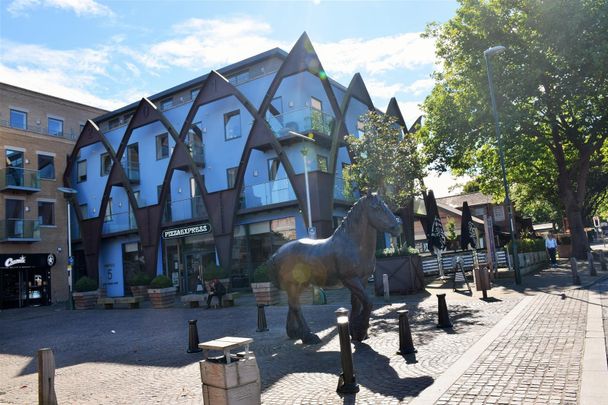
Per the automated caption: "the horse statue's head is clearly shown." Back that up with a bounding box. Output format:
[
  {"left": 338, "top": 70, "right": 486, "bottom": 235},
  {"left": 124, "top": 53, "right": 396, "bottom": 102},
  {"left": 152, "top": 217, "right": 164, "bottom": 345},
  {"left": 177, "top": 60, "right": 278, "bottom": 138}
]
[{"left": 364, "top": 193, "right": 402, "bottom": 236}]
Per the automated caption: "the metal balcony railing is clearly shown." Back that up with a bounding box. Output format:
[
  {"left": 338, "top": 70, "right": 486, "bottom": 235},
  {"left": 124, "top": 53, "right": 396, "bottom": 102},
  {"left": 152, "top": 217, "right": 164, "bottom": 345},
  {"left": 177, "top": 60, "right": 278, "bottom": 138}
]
[
  {"left": 120, "top": 160, "right": 140, "bottom": 183},
  {"left": 163, "top": 196, "right": 207, "bottom": 223},
  {"left": 102, "top": 211, "right": 138, "bottom": 234},
  {"left": 266, "top": 107, "right": 335, "bottom": 139},
  {"left": 0, "top": 219, "right": 41, "bottom": 241},
  {"left": 0, "top": 119, "right": 78, "bottom": 140},
  {"left": 0, "top": 167, "right": 41, "bottom": 191},
  {"left": 241, "top": 178, "right": 297, "bottom": 209}
]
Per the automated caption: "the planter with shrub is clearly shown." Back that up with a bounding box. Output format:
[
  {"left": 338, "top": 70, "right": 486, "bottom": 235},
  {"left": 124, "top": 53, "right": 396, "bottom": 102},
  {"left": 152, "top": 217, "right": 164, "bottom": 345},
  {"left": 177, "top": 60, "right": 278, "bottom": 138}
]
[
  {"left": 147, "top": 275, "right": 176, "bottom": 308},
  {"left": 73, "top": 276, "right": 99, "bottom": 310},
  {"left": 128, "top": 271, "right": 151, "bottom": 300},
  {"left": 374, "top": 246, "right": 425, "bottom": 295},
  {"left": 251, "top": 263, "right": 280, "bottom": 305}
]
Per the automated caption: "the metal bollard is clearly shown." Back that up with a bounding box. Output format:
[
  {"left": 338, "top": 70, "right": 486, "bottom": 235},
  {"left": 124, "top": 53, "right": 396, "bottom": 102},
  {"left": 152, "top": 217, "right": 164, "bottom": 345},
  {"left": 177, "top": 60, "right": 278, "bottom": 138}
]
[
  {"left": 335, "top": 307, "right": 359, "bottom": 395},
  {"left": 383, "top": 274, "right": 390, "bottom": 303},
  {"left": 601, "top": 251, "right": 607, "bottom": 272},
  {"left": 436, "top": 294, "right": 453, "bottom": 328},
  {"left": 570, "top": 258, "right": 581, "bottom": 285},
  {"left": 256, "top": 304, "right": 269, "bottom": 332},
  {"left": 397, "top": 309, "right": 417, "bottom": 355},
  {"left": 187, "top": 319, "right": 202, "bottom": 353},
  {"left": 588, "top": 251, "right": 597, "bottom": 276}
]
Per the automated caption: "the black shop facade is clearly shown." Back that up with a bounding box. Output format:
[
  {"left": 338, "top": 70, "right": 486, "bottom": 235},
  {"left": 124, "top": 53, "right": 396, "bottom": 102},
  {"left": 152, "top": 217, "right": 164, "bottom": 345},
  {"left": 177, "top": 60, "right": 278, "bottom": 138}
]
[{"left": 0, "top": 253, "right": 56, "bottom": 309}]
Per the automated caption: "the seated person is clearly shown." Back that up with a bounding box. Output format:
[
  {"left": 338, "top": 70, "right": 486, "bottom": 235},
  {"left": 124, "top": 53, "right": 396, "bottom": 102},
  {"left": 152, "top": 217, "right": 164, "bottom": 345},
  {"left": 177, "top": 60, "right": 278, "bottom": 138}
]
[{"left": 206, "top": 278, "right": 226, "bottom": 308}]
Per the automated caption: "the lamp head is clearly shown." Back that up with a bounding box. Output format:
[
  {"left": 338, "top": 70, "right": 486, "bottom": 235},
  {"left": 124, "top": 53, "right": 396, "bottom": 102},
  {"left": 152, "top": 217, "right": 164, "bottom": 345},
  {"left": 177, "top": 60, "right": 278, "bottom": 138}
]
[{"left": 484, "top": 45, "right": 506, "bottom": 57}]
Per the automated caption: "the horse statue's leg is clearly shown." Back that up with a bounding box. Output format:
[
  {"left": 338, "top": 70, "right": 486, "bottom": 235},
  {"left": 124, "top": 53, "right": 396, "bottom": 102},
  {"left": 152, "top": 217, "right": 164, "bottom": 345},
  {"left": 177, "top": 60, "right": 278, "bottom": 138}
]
[
  {"left": 285, "top": 283, "right": 321, "bottom": 344},
  {"left": 343, "top": 277, "right": 373, "bottom": 342}
]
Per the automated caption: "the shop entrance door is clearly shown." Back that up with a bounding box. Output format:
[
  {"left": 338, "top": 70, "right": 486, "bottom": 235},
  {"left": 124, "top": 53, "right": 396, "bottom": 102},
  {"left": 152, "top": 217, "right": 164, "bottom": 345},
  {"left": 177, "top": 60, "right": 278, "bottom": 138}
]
[{"left": 183, "top": 253, "right": 203, "bottom": 294}]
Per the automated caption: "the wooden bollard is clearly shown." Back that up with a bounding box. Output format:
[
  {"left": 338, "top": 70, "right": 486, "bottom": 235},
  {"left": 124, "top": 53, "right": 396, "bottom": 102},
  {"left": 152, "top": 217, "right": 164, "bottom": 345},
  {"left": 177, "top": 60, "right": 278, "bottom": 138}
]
[
  {"left": 588, "top": 251, "right": 597, "bottom": 276},
  {"left": 38, "top": 348, "right": 57, "bottom": 405},
  {"left": 570, "top": 258, "right": 581, "bottom": 285}
]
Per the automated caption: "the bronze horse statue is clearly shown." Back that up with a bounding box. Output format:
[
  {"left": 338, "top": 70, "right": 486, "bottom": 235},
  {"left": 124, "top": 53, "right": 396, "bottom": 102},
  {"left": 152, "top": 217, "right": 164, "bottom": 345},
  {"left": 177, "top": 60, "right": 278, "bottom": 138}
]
[{"left": 268, "top": 194, "right": 402, "bottom": 344}]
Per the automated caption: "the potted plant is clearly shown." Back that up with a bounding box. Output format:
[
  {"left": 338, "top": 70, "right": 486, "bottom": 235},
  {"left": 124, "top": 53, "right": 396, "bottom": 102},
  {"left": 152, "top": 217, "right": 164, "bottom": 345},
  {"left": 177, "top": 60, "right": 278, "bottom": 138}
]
[
  {"left": 147, "top": 275, "right": 176, "bottom": 308},
  {"left": 374, "top": 245, "right": 425, "bottom": 295},
  {"left": 73, "top": 276, "right": 98, "bottom": 309},
  {"left": 251, "top": 263, "right": 280, "bottom": 305},
  {"left": 128, "top": 271, "right": 151, "bottom": 300}
]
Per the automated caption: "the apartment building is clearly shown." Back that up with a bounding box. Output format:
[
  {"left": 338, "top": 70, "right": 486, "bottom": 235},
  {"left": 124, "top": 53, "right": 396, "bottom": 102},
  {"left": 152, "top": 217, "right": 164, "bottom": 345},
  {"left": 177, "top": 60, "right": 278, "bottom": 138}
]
[
  {"left": 64, "top": 33, "right": 415, "bottom": 297},
  {"left": 0, "top": 83, "right": 106, "bottom": 308}
]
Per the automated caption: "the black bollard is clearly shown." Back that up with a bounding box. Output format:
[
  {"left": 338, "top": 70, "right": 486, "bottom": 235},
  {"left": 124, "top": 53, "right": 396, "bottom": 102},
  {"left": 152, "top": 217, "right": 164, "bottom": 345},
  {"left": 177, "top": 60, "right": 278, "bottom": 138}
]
[
  {"left": 335, "top": 307, "right": 359, "bottom": 395},
  {"left": 570, "top": 257, "right": 581, "bottom": 285},
  {"left": 256, "top": 304, "right": 269, "bottom": 332},
  {"left": 187, "top": 319, "right": 202, "bottom": 353},
  {"left": 396, "top": 309, "right": 417, "bottom": 355},
  {"left": 437, "top": 294, "right": 453, "bottom": 328},
  {"left": 588, "top": 252, "right": 597, "bottom": 276},
  {"left": 600, "top": 251, "right": 607, "bottom": 272}
]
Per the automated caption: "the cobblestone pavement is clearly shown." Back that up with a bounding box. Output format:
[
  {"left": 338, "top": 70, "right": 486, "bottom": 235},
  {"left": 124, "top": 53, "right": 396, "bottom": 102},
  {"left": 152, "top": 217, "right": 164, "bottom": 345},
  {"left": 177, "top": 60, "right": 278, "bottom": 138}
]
[{"left": 0, "top": 257, "right": 605, "bottom": 404}]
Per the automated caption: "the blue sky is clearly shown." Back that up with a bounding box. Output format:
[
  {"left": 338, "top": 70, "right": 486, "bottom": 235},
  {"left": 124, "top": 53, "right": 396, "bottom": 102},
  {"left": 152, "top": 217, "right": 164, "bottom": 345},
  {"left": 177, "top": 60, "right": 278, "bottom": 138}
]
[{"left": 0, "top": 0, "right": 464, "bottom": 195}]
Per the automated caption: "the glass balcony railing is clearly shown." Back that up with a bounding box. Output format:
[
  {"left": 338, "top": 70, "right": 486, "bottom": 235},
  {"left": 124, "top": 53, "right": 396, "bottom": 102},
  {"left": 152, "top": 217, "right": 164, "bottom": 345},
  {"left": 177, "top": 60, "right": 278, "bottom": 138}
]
[
  {"left": 266, "top": 107, "right": 335, "bottom": 139},
  {"left": 187, "top": 141, "right": 205, "bottom": 166},
  {"left": 0, "top": 167, "right": 40, "bottom": 191},
  {"left": 102, "top": 211, "right": 138, "bottom": 234},
  {"left": 120, "top": 160, "right": 140, "bottom": 183},
  {"left": 163, "top": 196, "right": 207, "bottom": 223},
  {"left": 0, "top": 219, "right": 41, "bottom": 241},
  {"left": 0, "top": 119, "right": 79, "bottom": 140},
  {"left": 241, "top": 178, "right": 297, "bottom": 209}
]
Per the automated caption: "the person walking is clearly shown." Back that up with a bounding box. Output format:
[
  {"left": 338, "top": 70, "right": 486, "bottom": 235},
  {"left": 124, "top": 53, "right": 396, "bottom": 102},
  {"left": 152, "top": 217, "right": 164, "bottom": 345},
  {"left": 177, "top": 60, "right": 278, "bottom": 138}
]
[{"left": 545, "top": 232, "right": 558, "bottom": 268}]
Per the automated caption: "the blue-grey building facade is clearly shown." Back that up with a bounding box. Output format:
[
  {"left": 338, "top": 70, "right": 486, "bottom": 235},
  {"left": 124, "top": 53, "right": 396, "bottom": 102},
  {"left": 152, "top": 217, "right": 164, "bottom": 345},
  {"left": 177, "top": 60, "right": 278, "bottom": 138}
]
[{"left": 64, "top": 33, "right": 412, "bottom": 297}]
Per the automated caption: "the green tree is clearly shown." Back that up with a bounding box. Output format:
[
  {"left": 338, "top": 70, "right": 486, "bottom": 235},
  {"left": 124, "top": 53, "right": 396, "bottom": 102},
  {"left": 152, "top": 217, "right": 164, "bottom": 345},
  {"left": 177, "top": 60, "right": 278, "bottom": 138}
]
[
  {"left": 344, "top": 111, "right": 425, "bottom": 246},
  {"left": 421, "top": 0, "right": 608, "bottom": 259}
]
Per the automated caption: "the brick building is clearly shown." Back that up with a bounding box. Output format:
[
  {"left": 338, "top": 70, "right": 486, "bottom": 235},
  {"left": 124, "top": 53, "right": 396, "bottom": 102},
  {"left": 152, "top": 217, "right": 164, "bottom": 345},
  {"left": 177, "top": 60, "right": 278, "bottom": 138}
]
[{"left": 0, "top": 82, "right": 106, "bottom": 308}]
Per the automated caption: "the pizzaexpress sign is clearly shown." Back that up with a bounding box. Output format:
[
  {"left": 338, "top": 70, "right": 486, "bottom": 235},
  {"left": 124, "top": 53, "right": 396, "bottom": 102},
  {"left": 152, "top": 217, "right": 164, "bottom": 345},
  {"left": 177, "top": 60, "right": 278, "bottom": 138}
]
[{"left": 162, "top": 223, "right": 212, "bottom": 239}]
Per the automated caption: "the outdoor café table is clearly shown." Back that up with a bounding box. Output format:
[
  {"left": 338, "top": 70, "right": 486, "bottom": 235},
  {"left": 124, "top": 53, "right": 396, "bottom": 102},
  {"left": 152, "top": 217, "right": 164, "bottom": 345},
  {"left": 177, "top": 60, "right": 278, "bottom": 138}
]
[{"left": 198, "top": 336, "right": 253, "bottom": 364}]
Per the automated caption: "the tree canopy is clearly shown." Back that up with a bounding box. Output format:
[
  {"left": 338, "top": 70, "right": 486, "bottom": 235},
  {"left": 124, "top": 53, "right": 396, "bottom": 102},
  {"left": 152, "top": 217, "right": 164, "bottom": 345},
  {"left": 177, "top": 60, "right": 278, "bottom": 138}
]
[
  {"left": 344, "top": 111, "right": 425, "bottom": 210},
  {"left": 420, "top": 0, "right": 608, "bottom": 258}
]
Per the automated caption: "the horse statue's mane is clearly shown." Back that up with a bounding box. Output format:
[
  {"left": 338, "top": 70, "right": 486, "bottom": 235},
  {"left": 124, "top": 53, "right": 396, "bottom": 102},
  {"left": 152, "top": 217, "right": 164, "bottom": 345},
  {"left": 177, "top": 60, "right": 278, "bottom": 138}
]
[{"left": 332, "top": 194, "right": 370, "bottom": 238}]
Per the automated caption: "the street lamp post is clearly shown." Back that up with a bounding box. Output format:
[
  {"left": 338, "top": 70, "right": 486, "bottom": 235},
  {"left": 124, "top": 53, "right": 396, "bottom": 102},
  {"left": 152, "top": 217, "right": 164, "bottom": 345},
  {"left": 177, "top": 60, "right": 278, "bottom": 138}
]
[
  {"left": 58, "top": 186, "right": 78, "bottom": 308},
  {"left": 289, "top": 131, "right": 316, "bottom": 239},
  {"left": 484, "top": 45, "right": 522, "bottom": 285}
]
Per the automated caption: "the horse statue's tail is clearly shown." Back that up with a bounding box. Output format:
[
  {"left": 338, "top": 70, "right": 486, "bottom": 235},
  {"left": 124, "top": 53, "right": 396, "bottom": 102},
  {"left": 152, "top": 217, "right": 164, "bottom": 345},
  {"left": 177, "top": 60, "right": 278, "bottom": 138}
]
[{"left": 266, "top": 254, "right": 281, "bottom": 289}]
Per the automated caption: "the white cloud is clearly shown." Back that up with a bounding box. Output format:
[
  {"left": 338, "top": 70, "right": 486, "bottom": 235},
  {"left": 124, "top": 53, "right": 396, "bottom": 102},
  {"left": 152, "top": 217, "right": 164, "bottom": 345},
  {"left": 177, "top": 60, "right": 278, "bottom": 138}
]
[
  {"left": 8, "top": 0, "right": 114, "bottom": 17},
  {"left": 316, "top": 33, "right": 435, "bottom": 77},
  {"left": 394, "top": 101, "right": 424, "bottom": 127},
  {"left": 404, "top": 78, "right": 434, "bottom": 96},
  {"left": 424, "top": 170, "right": 470, "bottom": 198},
  {"left": 133, "top": 17, "right": 288, "bottom": 71}
]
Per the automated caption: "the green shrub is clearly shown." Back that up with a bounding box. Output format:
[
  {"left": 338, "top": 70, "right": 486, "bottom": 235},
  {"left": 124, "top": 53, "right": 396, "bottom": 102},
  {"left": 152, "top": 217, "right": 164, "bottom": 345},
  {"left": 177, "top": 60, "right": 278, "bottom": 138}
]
[
  {"left": 203, "top": 262, "right": 228, "bottom": 281},
  {"left": 253, "top": 263, "right": 270, "bottom": 282},
  {"left": 128, "top": 271, "right": 151, "bottom": 286},
  {"left": 150, "top": 275, "right": 172, "bottom": 289},
  {"left": 74, "top": 276, "right": 98, "bottom": 292},
  {"left": 507, "top": 238, "right": 546, "bottom": 253},
  {"left": 376, "top": 245, "right": 419, "bottom": 258}
]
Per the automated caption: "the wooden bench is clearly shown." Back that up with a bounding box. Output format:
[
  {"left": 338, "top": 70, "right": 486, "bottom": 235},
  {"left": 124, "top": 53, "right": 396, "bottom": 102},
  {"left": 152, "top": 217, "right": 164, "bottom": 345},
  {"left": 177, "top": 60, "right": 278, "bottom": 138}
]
[
  {"left": 180, "top": 294, "right": 208, "bottom": 308},
  {"left": 98, "top": 296, "right": 143, "bottom": 309}
]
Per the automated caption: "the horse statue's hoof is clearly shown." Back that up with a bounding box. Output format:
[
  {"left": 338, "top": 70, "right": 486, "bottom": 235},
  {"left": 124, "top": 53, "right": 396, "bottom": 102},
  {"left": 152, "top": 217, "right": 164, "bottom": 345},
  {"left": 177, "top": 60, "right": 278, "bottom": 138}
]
[{"left": 302, "top": 333, "right": 322, "bottom": 344}]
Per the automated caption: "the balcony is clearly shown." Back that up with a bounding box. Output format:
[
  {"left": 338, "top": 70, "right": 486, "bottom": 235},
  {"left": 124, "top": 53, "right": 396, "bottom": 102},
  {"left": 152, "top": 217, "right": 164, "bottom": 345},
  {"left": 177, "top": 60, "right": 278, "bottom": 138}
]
[
  {"left": 241, "top": 178, "right": 297, "bottom": 209},
  {"left": 102, "top": 211, "right": 138, "bottom": 235},
  {"left": 163, "top": 196, "right": 207, "bottom": 223},
  {"left": 187, "top": 140, "right": 205, "bottom": 166},
  {"left": 120, "top": 159, "right": 140, "bottom": 183},
  {"left": 0, "top": 119, "right": 79, "bottom": 140},
  {"left": 0, "top": 219, "right": 41, "bottom": 242},
  {"left": 0, "top": 167, "right": 41, "bottom": 192},
  {"left": 263, "top": 107, "right": 336, "bottom": 149}
]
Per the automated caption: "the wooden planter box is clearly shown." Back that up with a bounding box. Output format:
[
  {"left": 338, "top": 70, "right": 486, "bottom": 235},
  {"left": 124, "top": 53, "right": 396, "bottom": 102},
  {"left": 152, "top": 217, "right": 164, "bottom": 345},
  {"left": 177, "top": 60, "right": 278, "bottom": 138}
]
[
  {"left": 374, "top": 255, "right": 425, "bottom": 296},
  {"left": 130, "top": 285, "right": 149, "bottom": 300},
  {"left": 148, "top": 287, "right": 176, "bottom": 308},
  {"left": 251, "top": 282, "right": 279, "bottom": 306},
  {"left": 73, "top": 291, "right": 98, "bottom": 310},
  {"left": 557, "top": 244, "right": 571, "bottom": 259}
]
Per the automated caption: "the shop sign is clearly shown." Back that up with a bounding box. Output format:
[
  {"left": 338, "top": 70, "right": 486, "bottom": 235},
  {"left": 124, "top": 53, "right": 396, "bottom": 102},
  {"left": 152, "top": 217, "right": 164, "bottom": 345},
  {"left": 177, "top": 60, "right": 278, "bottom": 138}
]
[
  {"left": 0, "top": 253, "right": 57, "bottom": 270},
  {"left": 162, "top": 223, "right": 212, "bottom": 239}
]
